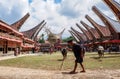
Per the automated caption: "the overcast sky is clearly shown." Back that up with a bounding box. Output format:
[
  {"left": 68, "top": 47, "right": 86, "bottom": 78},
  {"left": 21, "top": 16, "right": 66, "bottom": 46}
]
[{"left": 0, "top": 0, "right": 119, "bottom": 38}]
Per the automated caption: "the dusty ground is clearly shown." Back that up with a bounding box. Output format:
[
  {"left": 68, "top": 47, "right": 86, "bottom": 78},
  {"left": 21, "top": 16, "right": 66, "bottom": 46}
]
[
  {"left": 0, "top": 53, "right": 120, "bottom": 79},
  {"left": 0, "top": 66, "right": 120, "bottom": 79}
]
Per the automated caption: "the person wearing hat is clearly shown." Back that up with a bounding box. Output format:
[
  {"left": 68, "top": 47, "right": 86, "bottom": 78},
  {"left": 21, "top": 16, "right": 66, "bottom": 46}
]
[{"left": 67, "top": 39, "right": 85, "bottom": 74}]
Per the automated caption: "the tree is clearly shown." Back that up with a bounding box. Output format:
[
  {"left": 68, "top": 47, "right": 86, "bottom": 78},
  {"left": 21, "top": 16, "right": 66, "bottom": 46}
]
[
  {"left": 39, "top": 34, "right": 45, "bottom": 43},
  {"left": 62, "top": 36, "right": 75, "bottom": 42}
]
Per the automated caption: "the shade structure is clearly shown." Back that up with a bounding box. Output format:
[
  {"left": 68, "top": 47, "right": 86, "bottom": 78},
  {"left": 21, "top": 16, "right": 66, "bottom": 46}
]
[
  {"left": 102, "top": 40, "right": 120, "bottom": 44},
  {"left": 109, "top": 39, "right": 120, "bottom": 43}
]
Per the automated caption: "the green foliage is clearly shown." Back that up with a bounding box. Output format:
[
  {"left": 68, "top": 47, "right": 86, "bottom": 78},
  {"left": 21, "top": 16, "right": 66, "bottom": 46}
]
[
  {"left": 39, "top": 39, "right": 45, "bottom": 43},
  {"left": 62, "top": 36, "right": 75, "bottom": 42},
  {"left": 39, "top": 34, "right": 45, "bottom": 43}
]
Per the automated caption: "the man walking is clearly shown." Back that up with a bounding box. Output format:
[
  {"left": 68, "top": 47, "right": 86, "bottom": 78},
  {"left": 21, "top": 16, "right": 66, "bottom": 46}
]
[{"left": 67, "top": 40, "right": 85, "bottom": 74}]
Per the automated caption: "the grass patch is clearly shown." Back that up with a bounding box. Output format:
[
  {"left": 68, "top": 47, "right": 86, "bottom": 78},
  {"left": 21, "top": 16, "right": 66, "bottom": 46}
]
[{"left": 0, "top": 52, "right": 120, "bottom": 70}]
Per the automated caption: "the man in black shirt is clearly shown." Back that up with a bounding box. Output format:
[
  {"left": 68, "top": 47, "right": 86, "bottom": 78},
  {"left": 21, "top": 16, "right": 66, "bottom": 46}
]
[{"left": 67, "top": 40, "right": 85, "bottom": 74}]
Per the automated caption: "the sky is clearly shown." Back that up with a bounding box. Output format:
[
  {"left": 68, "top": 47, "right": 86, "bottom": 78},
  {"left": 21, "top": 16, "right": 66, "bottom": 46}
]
[{"left": 0, "top": 0, "right": 119, "bottom": 39}]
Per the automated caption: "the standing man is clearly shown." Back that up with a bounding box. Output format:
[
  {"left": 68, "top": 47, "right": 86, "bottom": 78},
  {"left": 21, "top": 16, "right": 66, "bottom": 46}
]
[
  {"left": 61, "top": 46, "right": 67, "bottom": 61},
  {"left": 98, "top": 45, "right": 104, "bottom": 58},
  {"left": 67, "top": 40, "right": 85, "bottom": 74}
]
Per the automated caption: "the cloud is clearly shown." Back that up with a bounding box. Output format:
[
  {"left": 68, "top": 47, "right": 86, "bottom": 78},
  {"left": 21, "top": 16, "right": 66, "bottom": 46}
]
[
  {"left": 59, "top": 0, "right": 80, "bottom": 18},
  {"left": 0, "top": 0, "right": 117, "bottom": 38},
  {"left": 0, "top": 0, "right": 29, "bottom": 24}
]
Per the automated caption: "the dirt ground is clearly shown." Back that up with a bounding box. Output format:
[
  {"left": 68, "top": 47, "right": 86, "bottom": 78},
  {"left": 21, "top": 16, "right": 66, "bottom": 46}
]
[
  {"left": 0, "top": 66, "right": 120, "bottom": 79},
  {"left": 0, "top": 53, "right": 120, "bottom": 79}
]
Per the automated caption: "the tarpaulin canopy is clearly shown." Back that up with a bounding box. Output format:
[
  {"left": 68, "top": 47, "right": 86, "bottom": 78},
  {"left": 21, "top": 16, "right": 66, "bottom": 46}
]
[{"left": 109, "top": 40, "right": 120, "bottom": 43}]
